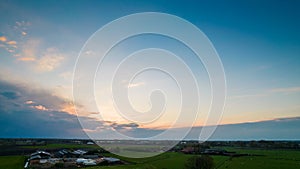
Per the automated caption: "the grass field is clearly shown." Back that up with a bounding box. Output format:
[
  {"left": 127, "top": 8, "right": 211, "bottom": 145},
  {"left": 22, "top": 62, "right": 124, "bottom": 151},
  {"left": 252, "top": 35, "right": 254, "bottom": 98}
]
[
  {"left": 92, "top": 148, "right": 300, "bottom": 169},
  {"left": 1, "top": 147, "right": 300, "bottom": 169},
  {"left": 216, "top": 148, "right": 300, "bottom": 169},
  {"left": 0, "top": 156, "right": 25, "bottom": 169}
]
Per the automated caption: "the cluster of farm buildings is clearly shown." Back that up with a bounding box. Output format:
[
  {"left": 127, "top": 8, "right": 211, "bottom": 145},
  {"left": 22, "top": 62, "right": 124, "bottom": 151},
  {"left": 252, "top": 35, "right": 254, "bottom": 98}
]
[{"left": 24, "top": 149, "right": 122, "bottom": 168}]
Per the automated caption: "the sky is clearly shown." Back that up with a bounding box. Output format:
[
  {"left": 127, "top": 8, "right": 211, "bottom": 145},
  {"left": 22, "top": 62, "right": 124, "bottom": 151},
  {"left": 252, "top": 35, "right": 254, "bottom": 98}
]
[{"left": 0, "top": 0, "right": 300, "bottom": 140}]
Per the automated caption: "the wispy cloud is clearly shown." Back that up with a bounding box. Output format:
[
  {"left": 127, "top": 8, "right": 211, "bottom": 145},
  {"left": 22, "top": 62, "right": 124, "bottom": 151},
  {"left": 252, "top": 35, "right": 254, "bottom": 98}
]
[
  {"left": 31, "top": 104, "right": 48, "bottom": 111},
  {"left": 6, "top": 40, "right": 17, "bottom": 45},
  {"left": 25, "top": 100, "right": 35, "bottom": 104},
  {"left": 1, "top": 22, "right": 65, "bottom": 72},
  {"left": 19, "top": 38, "right": 40, "bottom": 60},
  {"left": 229, "top": 93, "right": 267, "bottom": 99},
  {"left": 14, "top": 39, "right": 65, "bottom": 71},
  {"left": 0, "top": 21, "right": 31, "bottom": 55},
  {"left": 230, "top": 86, "right": 300, "bottom": 100},
  {"left": 0, "top": 36, "right": 18, "bottom": 52},
  {"left": 14, "top": 21, "right": 31, "bottom": 36},
  {"left": 127, "top": 82, "right": 145, "bottom": 88},
  {"left": 35, "top": 47, "right": 65, "bottom": 72},
  {"left": 17, "top": 57, "right": 36, "bottom": 61},
  {"left": 269, "top": 87, "right": 300, "bottom": 94},
  {"left": 0, "top": 36, "right": 7, "bottom": 42},
  {"left": 84, "top": 50, "right": 96, "bottom": 56},
  {"left": 59, "top": 71, "right": 73, "bottom": 80},
  {"left": 60, "top": 102, "right": 77, "bottom": 115}
]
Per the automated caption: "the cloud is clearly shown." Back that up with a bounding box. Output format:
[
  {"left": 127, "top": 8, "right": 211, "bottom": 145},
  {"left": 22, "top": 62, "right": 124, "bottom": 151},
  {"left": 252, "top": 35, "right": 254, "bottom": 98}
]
[
  {"left": 1, "top": 77, "right": 299, "bottom": 140},
  {"left": 0, "top": 79, "right": 87, "bottom": 138},
  {"left": 0, "top": 36, "right": 7, "bottom": 42},
  {"left": 20, "top": 38, "right": 40, "bottom": 59},
  {"left": 84, "top": 50, "right": 96, "bottom": 55},
  {"left": 0, "top": 36, "right": 18, "bottom": 53},
  {"left": 8, "top": 49, "right": 15, "bottom": 53},
  {"left": 14, "top": 39, "right": 65, "bottom": 71},
  {"left": 60, "top": 102, "right": 77, "bottom": 115},
  {"left": 6, "top": 41, "right": 17, "bottom": 45},
  {"left": 112, "top": 122, "right": 139, "bottom": 130},
  {"left": 31, "top": 105, "right": 48, "bottom": 111},
  {"left": 84, "top": 117, "right": 300, "bottom": 140},
  {"left": 0, "top": 91, "right": 20, "bottom": 99},
  {"left": 230, "top": 86, "right": 300, "bottom": 100},
  {"left": 0, "top": 21, "right": 31, "bottom": 56},
  {"left": 35, "top": 47, "right": 65, "bottom": 72},
  {"left": 269, "top": 87, "right": 300, "bottom": 94},
  {"left": 17, "top": 57, "right": 36, "bottom": 61},
  {"left": 1, "top": 22, "right": 64, "bottom": 72},
  {"left": 127, "top": 82, "right": 145, "bottom": 88},
  {"left": 229, "top": 93, "right": 267, "bottom": 99},
  {"left": 15, "top": 21, "right": 31, "bottom": 27},
  {"left": 14, "top": 21, "right": 31, "bottom": 36},
  {"left": 25, "top": 100, "right": 35, "bottom": 104},
  {"left": 59, "top": 71, "right": 73, "bottom": 80},
  {"left": 0, "top": 78, "right": 131, "bottom": 139}
]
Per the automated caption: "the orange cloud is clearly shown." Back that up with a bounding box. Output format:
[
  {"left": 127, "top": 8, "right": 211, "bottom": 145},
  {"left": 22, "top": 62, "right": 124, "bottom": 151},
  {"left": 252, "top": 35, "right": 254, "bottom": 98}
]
[
  {"left": 6, "top": 41, "right": 17, "bottom": 45},
  {"left": 0, "top": 36, "right": 7, "bottom": 42},
  {"left": 60, "top": 102, "right": 77, "bottom": 115},
  {"left": 17, "top": 57, "right": 36, "bottom": 61},
  {"left": 31, "top": 105, "right": 48, "bottom": 111}
]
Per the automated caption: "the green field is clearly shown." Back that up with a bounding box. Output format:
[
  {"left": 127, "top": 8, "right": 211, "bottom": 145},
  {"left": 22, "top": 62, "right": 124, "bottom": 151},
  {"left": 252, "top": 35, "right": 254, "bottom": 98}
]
[
  {"left": 93, "top": 148, "right": 300, "bottom": 169},
  {"left": 1, "top": 148, "right": 300, "bottom": 169},
  {"left": 216, "top": 148, "right": 300, "bottom": 169},
  {"left": 0, "top": 156, "right": 25, "bottom": 169}
]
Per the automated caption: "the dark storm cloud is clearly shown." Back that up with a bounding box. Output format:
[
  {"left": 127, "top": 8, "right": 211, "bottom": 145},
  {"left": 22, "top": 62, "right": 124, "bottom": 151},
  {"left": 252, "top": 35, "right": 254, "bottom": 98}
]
[
  {"left": 0, "top": 79, "right": 150, "bottom": 139},
  {"left": 0, "top": 79, "right": 65, "bottom": 112},
  {"left": 0, "top": 79, "right": 88, "bottom": 138},
  {"left": 111, "top": 122, "right": 139, "bottom": 130},
  {"left": 0, "top": 91, "right": 20, "bottom": 99}
]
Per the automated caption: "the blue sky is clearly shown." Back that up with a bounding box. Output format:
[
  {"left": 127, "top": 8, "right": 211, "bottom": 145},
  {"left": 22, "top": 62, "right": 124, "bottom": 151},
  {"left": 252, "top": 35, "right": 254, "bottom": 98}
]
[{"left": 0, "top": 0, "right": 299, "bottom": 139}]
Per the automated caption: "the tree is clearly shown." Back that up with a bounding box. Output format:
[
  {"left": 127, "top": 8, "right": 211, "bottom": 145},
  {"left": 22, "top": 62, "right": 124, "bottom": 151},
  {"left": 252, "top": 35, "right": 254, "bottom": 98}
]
[{"left": 185, "top": 155, "right": 214, "bottom": 169}]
